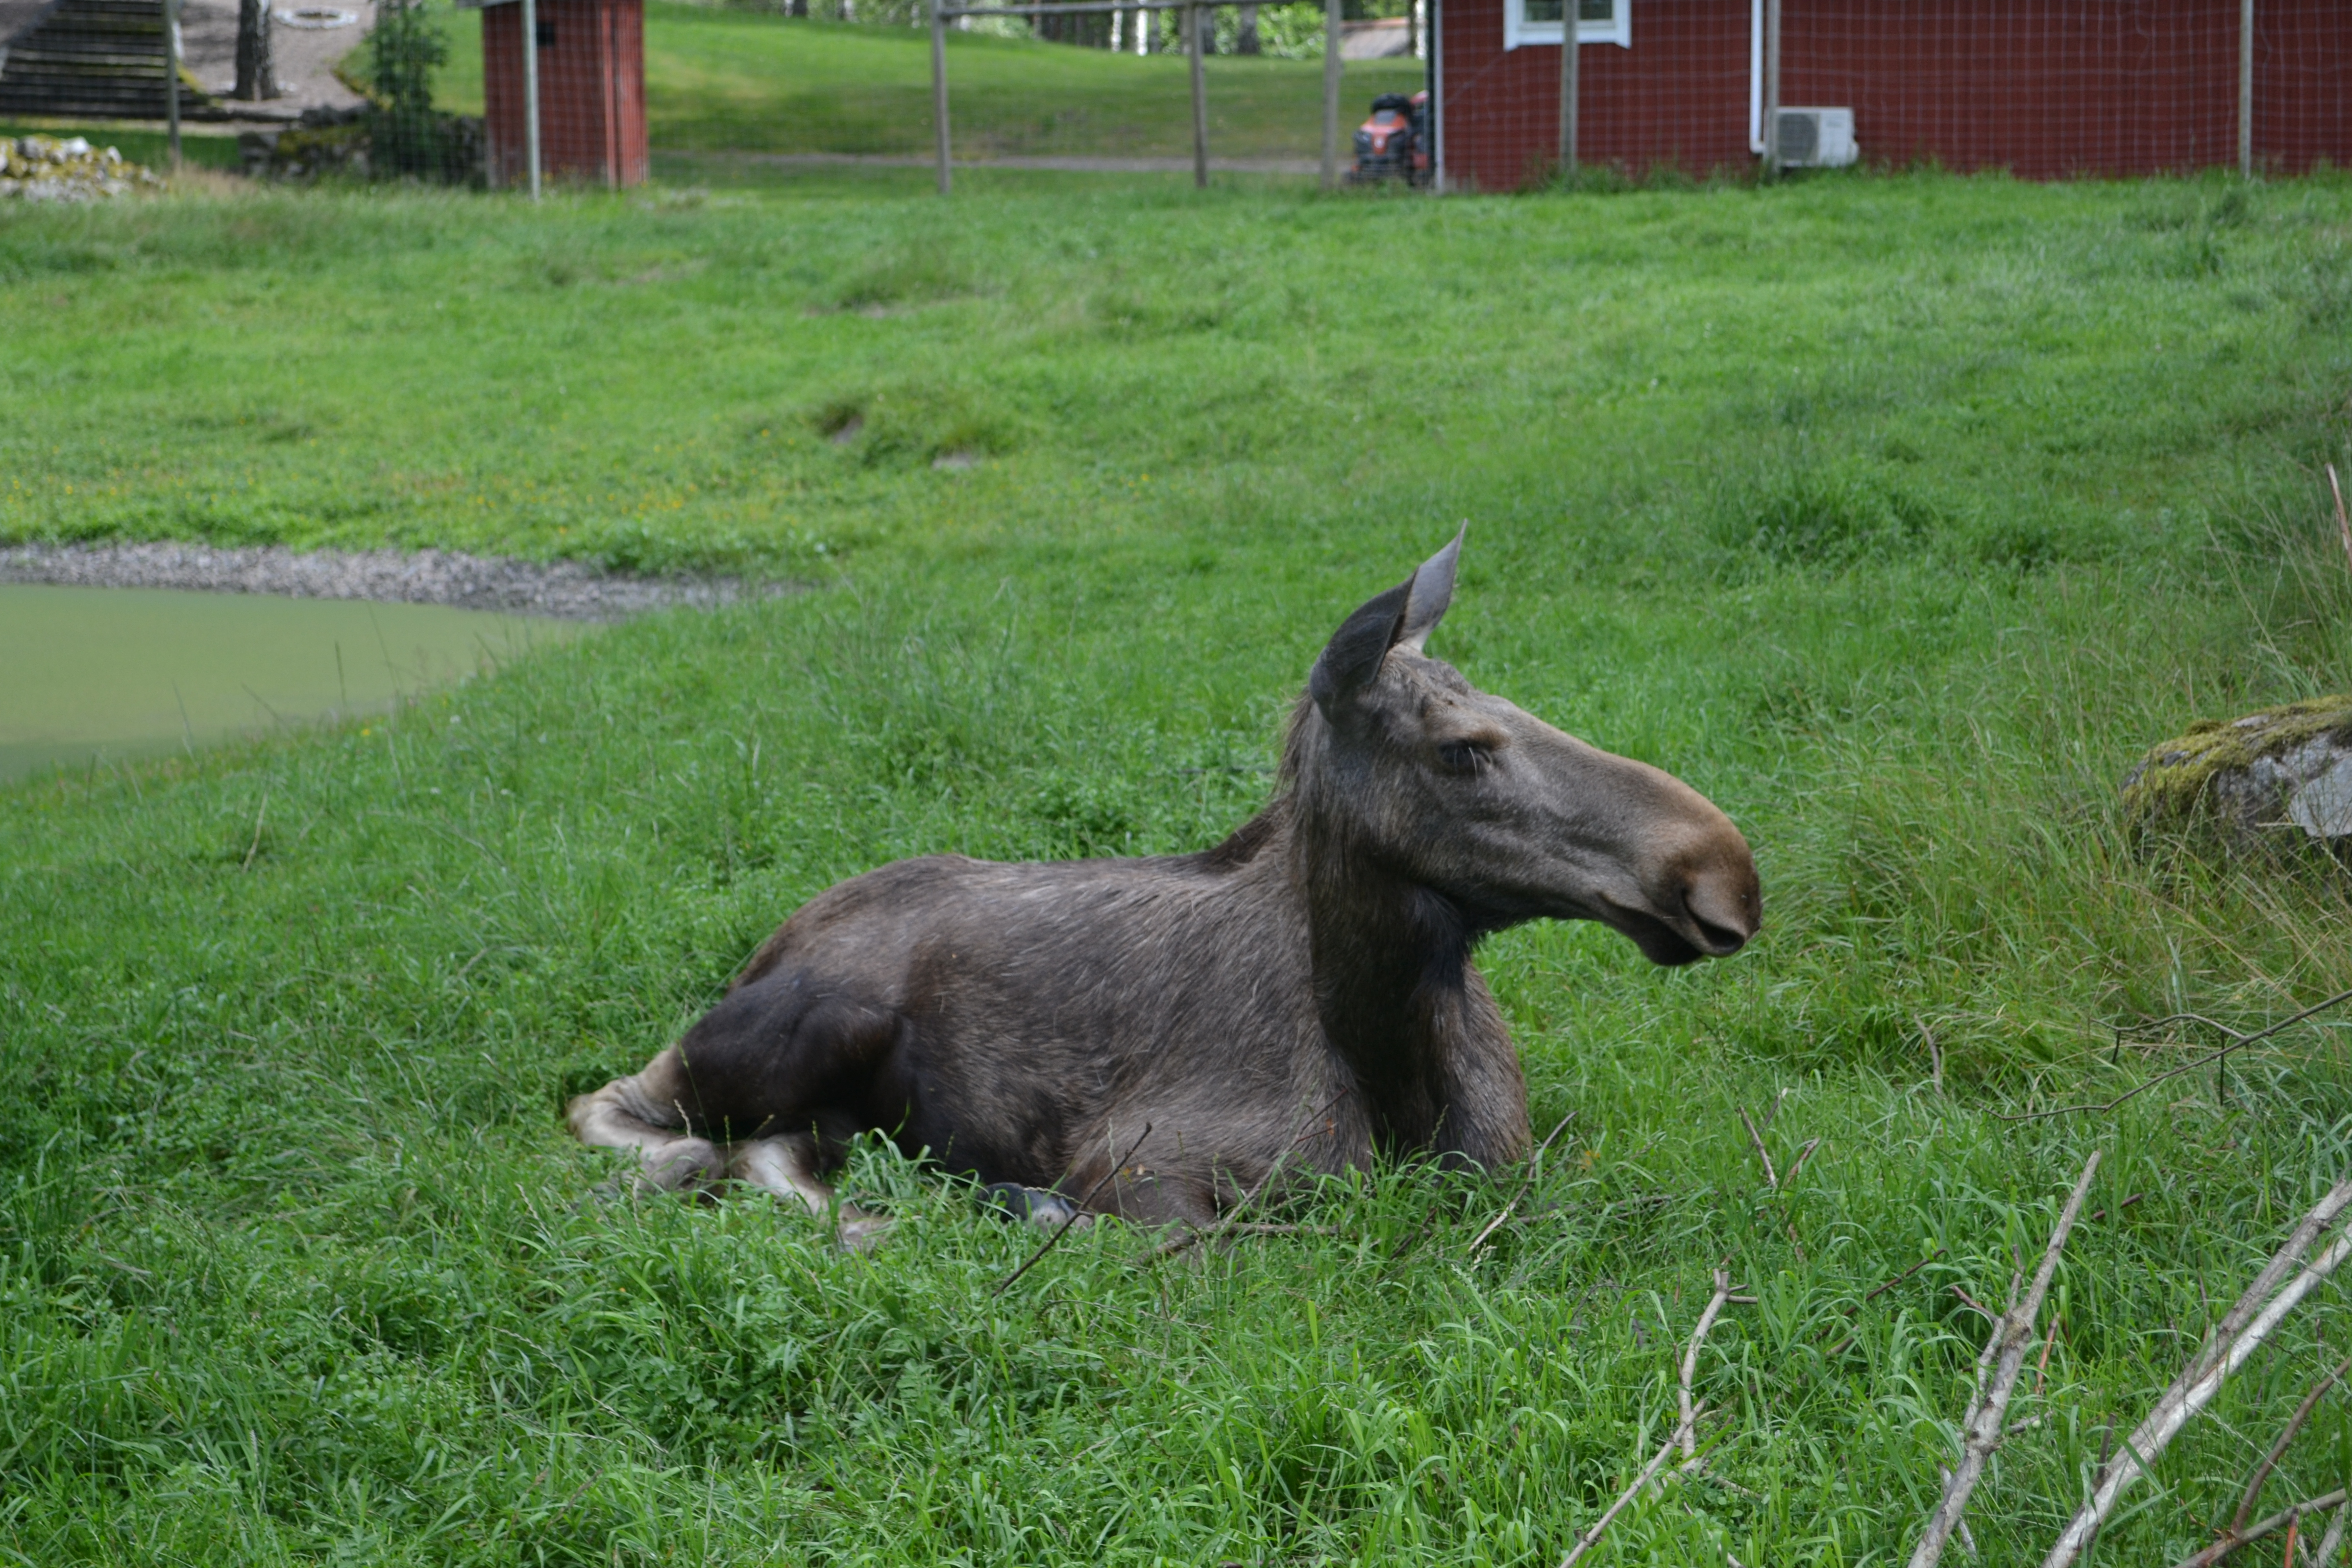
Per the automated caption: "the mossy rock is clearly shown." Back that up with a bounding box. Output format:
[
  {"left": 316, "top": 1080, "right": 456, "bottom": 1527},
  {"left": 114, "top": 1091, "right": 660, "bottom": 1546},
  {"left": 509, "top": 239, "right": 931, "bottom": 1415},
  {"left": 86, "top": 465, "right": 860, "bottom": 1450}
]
[{"left": 2122, "top": 697, "right": 2352, "bottom": 845}]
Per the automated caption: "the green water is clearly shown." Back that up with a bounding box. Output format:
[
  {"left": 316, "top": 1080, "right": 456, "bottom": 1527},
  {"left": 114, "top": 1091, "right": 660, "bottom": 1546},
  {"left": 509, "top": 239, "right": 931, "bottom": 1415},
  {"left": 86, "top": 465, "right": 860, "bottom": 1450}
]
[{"left": 0, "top": 586, "right": 588, "bottom": 782}]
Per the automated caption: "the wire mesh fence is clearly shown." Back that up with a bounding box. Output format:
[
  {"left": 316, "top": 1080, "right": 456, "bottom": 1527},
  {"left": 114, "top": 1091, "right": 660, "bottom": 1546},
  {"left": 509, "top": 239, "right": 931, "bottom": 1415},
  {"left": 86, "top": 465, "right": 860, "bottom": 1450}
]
[
  {"left": 919, "top": 0, "right": 1427, "bottom": 183},
  {"left": 1441, "top": 0, "right": 2352, "bottom": 193}
]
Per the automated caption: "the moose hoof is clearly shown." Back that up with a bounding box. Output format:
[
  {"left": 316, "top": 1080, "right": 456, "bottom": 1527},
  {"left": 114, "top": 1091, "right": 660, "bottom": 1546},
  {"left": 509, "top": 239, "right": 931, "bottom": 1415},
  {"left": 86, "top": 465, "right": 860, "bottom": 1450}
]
[
  {"left": 981, "top": 1182, "right": 1089, "bottom": 1230},
  {"left": 837, "top": 1212, "right": 895, "bottom": 1252}
]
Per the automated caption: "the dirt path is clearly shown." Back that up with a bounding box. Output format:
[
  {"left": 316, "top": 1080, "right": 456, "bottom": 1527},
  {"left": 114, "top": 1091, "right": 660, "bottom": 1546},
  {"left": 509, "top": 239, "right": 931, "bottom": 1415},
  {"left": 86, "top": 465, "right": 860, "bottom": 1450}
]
[{"left": 178, "top": 0, "right": 374, "bottom": 120}]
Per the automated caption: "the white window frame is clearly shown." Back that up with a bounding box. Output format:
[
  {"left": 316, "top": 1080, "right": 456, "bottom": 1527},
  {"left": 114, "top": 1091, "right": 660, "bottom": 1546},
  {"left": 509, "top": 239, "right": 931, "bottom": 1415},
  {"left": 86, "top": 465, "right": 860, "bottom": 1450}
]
[{"left": 1505, "top": 0, "right": 1629, "bottom": 53}]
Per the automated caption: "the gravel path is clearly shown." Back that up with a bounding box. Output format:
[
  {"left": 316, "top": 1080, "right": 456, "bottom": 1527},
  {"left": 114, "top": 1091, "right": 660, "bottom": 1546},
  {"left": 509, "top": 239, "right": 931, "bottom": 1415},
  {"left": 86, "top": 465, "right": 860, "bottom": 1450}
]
[{"left": 0, "top": 543, "right": 790, "bottom": 622}]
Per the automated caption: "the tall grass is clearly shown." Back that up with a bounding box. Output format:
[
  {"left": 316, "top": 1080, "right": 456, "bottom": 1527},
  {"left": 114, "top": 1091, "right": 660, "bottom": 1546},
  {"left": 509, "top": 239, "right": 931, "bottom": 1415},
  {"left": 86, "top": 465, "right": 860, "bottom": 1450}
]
[{"left": 6, "top": 172, "right": 2352, "bottom": 1562}]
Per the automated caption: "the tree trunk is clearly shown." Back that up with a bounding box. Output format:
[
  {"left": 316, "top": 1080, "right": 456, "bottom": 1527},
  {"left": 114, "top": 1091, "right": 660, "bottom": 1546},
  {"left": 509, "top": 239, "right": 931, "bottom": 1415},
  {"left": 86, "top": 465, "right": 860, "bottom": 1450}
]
[
  {"left": 1237, "top": 3, "right": 1259, "bottom": 53},
  {"left": 234, "top": 0, "right": 281, "bottom": 101}
]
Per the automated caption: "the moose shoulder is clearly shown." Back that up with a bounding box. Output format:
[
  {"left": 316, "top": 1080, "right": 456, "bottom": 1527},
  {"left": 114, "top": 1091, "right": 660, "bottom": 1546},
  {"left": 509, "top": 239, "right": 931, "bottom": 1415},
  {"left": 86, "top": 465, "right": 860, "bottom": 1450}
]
[{"left": 570, "top": 532, "right": 1760, "bottom": 1240}]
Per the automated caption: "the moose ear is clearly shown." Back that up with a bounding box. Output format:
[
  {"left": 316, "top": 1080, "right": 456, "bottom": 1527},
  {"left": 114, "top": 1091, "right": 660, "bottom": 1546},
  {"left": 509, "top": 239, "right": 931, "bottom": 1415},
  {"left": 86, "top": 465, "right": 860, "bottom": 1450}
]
[
  {"left": 1395, "top": 524, "right": 1464, "bottom": 654},
  {"left": 1309, "top": 577, "right": 1412, "bottom": 722},
  {"left": 1308, "top": 528, "right": 1467, "bottom": 722}
]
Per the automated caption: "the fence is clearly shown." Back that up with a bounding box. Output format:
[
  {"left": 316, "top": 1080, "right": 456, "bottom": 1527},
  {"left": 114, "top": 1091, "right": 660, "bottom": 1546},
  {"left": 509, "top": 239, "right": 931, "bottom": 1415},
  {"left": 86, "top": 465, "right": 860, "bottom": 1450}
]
[{"left": 928, "top": 0, "right": 1346, "bottom": 190}]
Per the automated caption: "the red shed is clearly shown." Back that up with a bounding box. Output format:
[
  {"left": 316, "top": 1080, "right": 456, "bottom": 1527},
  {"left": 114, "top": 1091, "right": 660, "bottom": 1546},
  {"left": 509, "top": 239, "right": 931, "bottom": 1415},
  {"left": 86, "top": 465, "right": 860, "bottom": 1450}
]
[
  {"left": 1430, "top": 0, "right": 2352, "bottom": 190},
  {"left": 461, "top": 0, "right": 648, "bottom": 189}
]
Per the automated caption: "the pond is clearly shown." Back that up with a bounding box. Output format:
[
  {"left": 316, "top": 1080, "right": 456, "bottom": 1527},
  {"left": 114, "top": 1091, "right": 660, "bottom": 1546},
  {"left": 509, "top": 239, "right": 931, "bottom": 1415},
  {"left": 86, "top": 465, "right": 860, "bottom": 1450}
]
[{"left": 1, "top": 585, "right": 589, "bottom": 783}]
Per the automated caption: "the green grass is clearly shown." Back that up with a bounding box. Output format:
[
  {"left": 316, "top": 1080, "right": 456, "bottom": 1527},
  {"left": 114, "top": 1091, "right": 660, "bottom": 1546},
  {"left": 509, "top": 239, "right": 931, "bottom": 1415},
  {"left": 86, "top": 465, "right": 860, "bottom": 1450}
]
[
  {"left": 410, "top": 6, "right": 1426, "bottom": 159},
  {"left": 8, "top": 172, "right": 2352, "bottom": 1563}
]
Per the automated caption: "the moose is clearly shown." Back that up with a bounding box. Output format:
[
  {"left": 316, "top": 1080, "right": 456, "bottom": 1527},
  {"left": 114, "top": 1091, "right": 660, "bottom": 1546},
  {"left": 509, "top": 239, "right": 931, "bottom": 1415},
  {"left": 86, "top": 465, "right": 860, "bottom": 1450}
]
[{"left": 570, "top": 531, "right": 1760, "bottom": 1241}]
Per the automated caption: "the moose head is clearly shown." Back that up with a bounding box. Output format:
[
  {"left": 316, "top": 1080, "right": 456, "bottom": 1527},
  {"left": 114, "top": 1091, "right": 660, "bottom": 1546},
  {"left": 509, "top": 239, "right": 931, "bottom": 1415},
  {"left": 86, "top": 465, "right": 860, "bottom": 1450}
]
[{"left": 1293, "top": 528, "right": 1760, "bottom": 965}]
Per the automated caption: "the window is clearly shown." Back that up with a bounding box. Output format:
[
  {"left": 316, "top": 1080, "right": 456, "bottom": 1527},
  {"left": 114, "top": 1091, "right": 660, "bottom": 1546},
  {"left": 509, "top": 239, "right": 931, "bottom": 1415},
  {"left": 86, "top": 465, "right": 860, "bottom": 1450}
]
[{"left": 1505, "top": 0, "right": 1627, "bottom": 52}]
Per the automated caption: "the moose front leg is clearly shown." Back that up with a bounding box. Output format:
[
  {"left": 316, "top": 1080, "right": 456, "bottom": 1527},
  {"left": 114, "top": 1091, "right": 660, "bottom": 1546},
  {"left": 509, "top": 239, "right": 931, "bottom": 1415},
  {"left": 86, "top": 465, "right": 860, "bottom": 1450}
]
[{"left": 1433, "top": 987, "right": 1533, "bottom": 1173}]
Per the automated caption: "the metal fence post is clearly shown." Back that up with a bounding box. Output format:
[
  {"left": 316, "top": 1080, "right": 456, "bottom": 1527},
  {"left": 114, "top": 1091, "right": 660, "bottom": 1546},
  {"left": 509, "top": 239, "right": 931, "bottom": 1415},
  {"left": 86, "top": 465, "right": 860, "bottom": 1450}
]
[
  {"left": 2238, "top": 0, "right": 2255, "bottom": 178},
  {"left": 1187, "top": 0, "right": 1207, "bottom": 187},
  {"left": 521, "top": 0, "right": 542, "bottom": 198},
  {"left": 932, "top": 0, "right": 952, "bottom": 194},
  {"left": 1320, "top": 0, "right": 1340, "bottom": 189},
  {"left": 1555, "top": 0, "right": 1576, "bottom": 178}
]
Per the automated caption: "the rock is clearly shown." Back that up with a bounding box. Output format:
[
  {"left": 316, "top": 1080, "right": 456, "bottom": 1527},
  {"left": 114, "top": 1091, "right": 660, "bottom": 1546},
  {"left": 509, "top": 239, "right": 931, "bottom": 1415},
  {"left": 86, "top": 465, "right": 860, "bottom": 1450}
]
[
  {"left": 0, "top": 135, "right": 162, "bottom": 203},
  {"left": 2122, "top": 697, "right": 2352, "bottom": 846}
]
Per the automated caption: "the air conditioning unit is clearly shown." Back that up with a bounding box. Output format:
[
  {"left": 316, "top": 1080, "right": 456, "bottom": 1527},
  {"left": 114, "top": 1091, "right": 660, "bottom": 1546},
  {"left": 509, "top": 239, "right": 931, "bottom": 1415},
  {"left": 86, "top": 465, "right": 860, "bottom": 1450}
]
[{"left": 1774, "top": 107, "right": 1858, "bottom": 169}]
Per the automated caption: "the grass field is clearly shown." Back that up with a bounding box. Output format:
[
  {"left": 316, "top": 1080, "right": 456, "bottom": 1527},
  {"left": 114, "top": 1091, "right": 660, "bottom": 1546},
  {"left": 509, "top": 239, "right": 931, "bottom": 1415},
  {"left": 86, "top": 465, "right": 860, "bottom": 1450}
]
[
  {"left": 416, "top": 7, "right": 1427, "bottom": 160},
  {"left": 7, "top": 171, "right": 2352, "bottom": 1564}
]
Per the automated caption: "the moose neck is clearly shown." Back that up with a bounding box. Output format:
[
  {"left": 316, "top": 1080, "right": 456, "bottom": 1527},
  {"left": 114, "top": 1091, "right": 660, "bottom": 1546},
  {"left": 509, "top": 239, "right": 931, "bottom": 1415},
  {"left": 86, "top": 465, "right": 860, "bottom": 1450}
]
[{"left": 1285, "top": 798, "right": 1480, "bottom": 1154}]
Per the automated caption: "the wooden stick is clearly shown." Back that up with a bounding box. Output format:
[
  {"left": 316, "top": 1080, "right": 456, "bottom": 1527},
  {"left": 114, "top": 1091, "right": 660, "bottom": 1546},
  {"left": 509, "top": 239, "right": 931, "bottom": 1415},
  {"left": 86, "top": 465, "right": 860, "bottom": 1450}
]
[
  {"left": 2041, "top": 1177, "right": 2352, "bottom": 1568},
  {"left": 996, "top": 1122, "right": 1151, "bottom": 1295},
  {"left": 1994, "top": 988, "right": 2352, "bottom": 1123},
  {"left": 1467, "top": 1113, "right": 1576, "bottom": 1255},
  {"left": 1820, "top": 1247, "right": 1948, "bottom": 1359},
  {"left": 1907, "top": 1152, "right": 2101, "bottom": 1568},
  {"left": 2171, "top": 1490, "right": 2351, "bottom": 1568},
  {"left": 2330, "top": 463, "right": 2352, "bottom": 579},
  {"left": 1781, "top": 1138, "right": 1821, "bottom": 1189},
  {"left": 2307, "top": 1501, "right": 2349, "bottom": 1568},
  {"left": 2233, "top": 1352, "right": 2352, "bottom": 1536},
  {"left": 1736, "top": 1105, "right": 1777, "bottom": 1189},
  {"left": 1559, "top": 1432, "right": 1682, "bottom": 1567},
  {"left": 1679, "top": 1268, "right": 1734, "bottom": 1462},
  {"left": 240, "top": 787, "right": 270, "bottom": 872},
  {"left": 1144, "top": 1091, "right": 1343, "bottom": 1263}
]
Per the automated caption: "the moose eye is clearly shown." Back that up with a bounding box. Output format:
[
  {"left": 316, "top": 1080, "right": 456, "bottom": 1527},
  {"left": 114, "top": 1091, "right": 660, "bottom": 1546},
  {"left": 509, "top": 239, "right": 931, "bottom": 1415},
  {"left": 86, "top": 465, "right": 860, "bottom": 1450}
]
[{"left": 1437, "top": 741, "right": 1490, "bottom": 775}]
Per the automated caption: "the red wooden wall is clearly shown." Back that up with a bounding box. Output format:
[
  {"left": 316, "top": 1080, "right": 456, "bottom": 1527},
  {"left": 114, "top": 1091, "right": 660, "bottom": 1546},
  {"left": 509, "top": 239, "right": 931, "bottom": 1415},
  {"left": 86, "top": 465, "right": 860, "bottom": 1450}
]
[
  {"left": 481, "top": 0, "right": 648, "bottom": 189},
  {"left": 1437, "top": 0, "right": 2352, "bottom": 191}
]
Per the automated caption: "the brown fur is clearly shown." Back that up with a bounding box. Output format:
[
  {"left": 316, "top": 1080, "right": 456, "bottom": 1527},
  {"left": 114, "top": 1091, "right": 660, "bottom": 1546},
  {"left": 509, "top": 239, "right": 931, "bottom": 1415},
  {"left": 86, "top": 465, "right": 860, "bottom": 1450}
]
[{"left": 568, "top": 533, "right": 1760, "bottom": 1230}]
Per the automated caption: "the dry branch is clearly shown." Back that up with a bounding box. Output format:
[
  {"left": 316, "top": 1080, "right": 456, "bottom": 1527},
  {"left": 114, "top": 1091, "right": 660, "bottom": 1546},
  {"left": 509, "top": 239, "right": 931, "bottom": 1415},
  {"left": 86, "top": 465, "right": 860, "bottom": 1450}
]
[
  {"left": 2170, "top": 1489, "right": 2350, "bottom": 1568},
  {"left": 1737, "top": 1105, "right": 1778, "bottom": 1188},
  {"left": 996, "top": 1121, "right": 1152, "bottom": 1295},
  {"left": 2041, "top": 1175, "right": 2352, "bottom": 1568},
  {"left": 2308, "top": 1501, "right": 2350, "bottom": 1568},
  {"left": 2331, "top": 463, "right": 2352, "bottom": 578},
  {"left": 2232, "top": 1351, "right": 2352, "bottom": 1536},
  {"left": 1906, "top": 1151, "right": 2101, "bottom": 1568},
  {"left": 1558, "top": 1431, "right": 1683, "bottom": 1568},
  {"left": 1782, "top": 1138, "right": 1822, "bottom": 1189},
  {"left": 1993, "top": 987, "right": 2352, "bottom": 1123},
  {"left": 1820, "top": 1247, "right": 1949, "bottom": 1359},
  {"left": 1678, "top": 1268, "right": 1735, "bottom": 1462},
  {"left": 1467, "top": 1113, "right": 1577, "bottom": 1255},
  {"left": 1141, "top": 1090, "right": 1344, "bottom": 1264}
]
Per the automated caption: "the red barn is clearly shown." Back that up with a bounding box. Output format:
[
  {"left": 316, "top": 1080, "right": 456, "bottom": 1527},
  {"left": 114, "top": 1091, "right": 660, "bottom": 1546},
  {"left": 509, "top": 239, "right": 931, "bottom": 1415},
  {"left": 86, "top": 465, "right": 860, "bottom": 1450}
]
[
  {"left": 461, "top": 0, "right": 648, "bottom": 189},
  {"left": 1429, "top": 0, "right": 2352, "bottom": 190}
]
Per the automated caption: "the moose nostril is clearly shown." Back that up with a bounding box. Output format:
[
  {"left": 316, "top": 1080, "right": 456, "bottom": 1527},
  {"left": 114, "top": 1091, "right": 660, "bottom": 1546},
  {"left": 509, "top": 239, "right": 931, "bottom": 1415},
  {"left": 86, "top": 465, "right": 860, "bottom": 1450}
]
[
  {"left": 1696, "top": 917, "right": 1747, "bottom": 953},
  {"left": 1682, "top": 887, "right": 1752, "bottom": 954}
]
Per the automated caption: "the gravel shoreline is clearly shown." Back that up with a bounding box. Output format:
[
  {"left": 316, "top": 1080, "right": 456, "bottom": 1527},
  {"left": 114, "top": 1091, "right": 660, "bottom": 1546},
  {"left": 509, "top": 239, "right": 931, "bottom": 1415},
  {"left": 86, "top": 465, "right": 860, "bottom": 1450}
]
[{"left": 0, "top": 543, "right": 792, "bottom": 622}]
